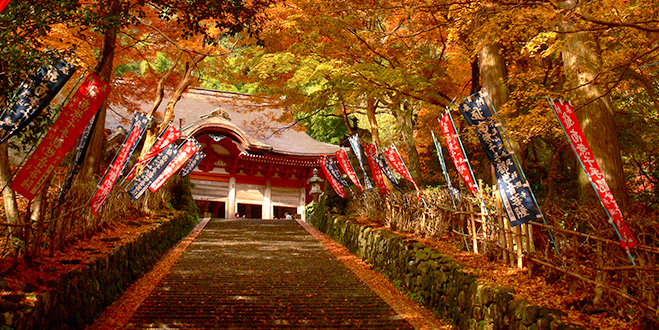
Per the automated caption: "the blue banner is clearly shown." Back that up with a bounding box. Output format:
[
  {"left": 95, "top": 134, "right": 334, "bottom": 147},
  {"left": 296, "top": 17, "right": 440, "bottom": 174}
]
[
  {"left": 59, "top": 113, "right": 97, "bottom": 203},
  {"left": 128, "top": 143, "right": 179, "bottom": 201},
  {"left": 374, "top": 152, "right": 398, "bottom": 186},
  {"left": 326, "top": 158, "right": 349, "bottom": 187},
  {"left": 348, "top": 134, "right": 373, "bottom": 191},
  {"left": 432, "top": 131, "right": 460, "bottom": 203},
  {"left": 178, "top": 150, "right": 205, "bottom": 177},
  {"left": 458, "top": 95, "right": 508, "bottom": 163},
  {"left": 459, "top": 94, "right": 537, "bottom": 226},
  {"left": 119, "top": 113, "right": 151, "bottom": 176},
  {"left": 0, "top": 60, "right": 75, "bottom": 144}
]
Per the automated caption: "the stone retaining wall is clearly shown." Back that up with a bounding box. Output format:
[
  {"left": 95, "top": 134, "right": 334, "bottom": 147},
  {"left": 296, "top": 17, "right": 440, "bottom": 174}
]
[
  {"left": 310, "top": 214, "right": 582, "bottom": 330},
  {"left": 2, "top": 212, "right": 197, "bottom": 330}
]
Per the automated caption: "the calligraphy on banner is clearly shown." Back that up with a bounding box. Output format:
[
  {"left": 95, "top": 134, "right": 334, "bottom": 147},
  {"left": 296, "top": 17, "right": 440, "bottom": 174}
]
[
  {"left": 459, "top": 94, "right": 537, "bottom": 227},
  {"left": 126, "top": 124, "right": 182, "bottom": 181},
  {"left": 128, "top": 144, "right": 178, "bottom": 201},
  {"left": 439, "top": 113, "right": 478, "bottom": 196},
  {"left": 348, "top": 134, "right": 374, "bottom": 191},
  {"left": 12, "top": 74, "right": 110, "bottom": 200},
  {"left": 326, "top": 157, "right": 349, "bottom": 188},
  {"left": 139, "top": 124, "right": 182, "bottom": 166},
  {"left": 364, "top": 144, "right": 388, "bottom": 194},
  {"left": 375, "top": 152, "right": 398, "bottom": 186},
  {"left": 319, "top": 157, "right": 346, "bottom": 198},
  {"left": 0, "top": 60, "right": 75, "bottom": 144},
  {"left": 60, "top": 114, "right": 98, "bottom": 203},
  {"left": 149, "top": 139, "right": 201, "bottom": 193},
  {"left": 549, "top": 99, "right": 637, "bottom": 248},
  {"left": 384, "top": 146, "right": 422, "bottom": 200},
  {"left": 432, "top": 131, "right": 460, "bottom": 202},
  {"left": 90, "top": 114, "right": 151, "bottom": 214},
  {"left": 335, "top": 148, "right": 363, "bottom": 191},
  {"left": 178, "top": 150, "right": 206, "bottom": 177}
]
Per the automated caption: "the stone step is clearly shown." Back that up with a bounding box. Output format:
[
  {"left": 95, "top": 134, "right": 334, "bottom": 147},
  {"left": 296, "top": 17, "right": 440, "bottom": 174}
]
[{"left": 124, "top": 219, "right": 414, "bottom": 329}]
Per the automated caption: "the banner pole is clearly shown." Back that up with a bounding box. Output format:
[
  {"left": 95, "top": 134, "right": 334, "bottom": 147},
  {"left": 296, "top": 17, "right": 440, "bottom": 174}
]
[
  {"left": 547, "top": 98, "right": 635, "bottom": 265},
  {"left": 120, "top": 121, "right": 172, "bottom": 186},
  {"left": 0, "top": 71, "right": 87, "bottom": 196},
  {"left": 431, "top": 130, "right": 457, "bottom": 209},
  {"left": 391, "top": 144, "right": 427, "bottom": 208},
  {"left": 446, "top": 108, "right": 481, "bottom": 196},
  {"left": 477, "top": 91, "right": 563, "bottom": 265},
  {"left": 443, "top": 111, "right": 499, "bottom": 235},
  {"left": 0, "top": 70, "right": 32, "bottom": 120}
]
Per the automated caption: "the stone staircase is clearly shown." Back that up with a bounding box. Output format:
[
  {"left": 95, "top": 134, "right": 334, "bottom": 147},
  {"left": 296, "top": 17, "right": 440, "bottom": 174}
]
[{"left": 125, "top": 219, "right": 414, "bottom": 329}]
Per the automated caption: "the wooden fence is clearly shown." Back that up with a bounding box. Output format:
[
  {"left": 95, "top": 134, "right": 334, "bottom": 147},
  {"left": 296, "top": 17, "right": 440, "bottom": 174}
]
[
  {"left": 349, "top": 187, "right": 659, "bottom": 321},
  {"left": 0, "top": 178, "right": 179, "bottom": 260}
]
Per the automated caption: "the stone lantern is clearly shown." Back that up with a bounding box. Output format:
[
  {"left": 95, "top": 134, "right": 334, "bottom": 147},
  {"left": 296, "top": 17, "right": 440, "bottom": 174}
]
[{"left": 307, "top": 168, "right": 324, "bottom": 202}]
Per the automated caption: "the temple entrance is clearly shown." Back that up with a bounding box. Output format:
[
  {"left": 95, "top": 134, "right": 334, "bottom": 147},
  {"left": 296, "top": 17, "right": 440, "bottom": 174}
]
[
  {"left": 195, "top": 200, "right": 225, "bottom": 218},
  {"left": 237, "top": 203, "right": 262, "bottom": 219},
  {"left": 273, "top": 206, "right": 297, "bottom": 220}
]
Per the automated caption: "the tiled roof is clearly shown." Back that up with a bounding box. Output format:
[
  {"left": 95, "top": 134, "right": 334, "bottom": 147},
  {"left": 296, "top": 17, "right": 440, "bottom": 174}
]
[{"left": 107, "top": 88, "right": 341, "bottom": 157}]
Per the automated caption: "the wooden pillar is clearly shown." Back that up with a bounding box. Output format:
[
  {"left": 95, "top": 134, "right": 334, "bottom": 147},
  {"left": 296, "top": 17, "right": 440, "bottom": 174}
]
[
  {"left": 469, "top": 202, "right": 479, "bottom": 254},
  {"left": 227, "top": 176, "right": 236, "bottom": 218},
  {"left": 298, "top": 185, "right": 306, "bottom": 221},
  {"left": 263, "top": 180, "right": 272, "bottom": 219},
  {"left": 515, "top": 225, "right": 524, "bottom": 269}
]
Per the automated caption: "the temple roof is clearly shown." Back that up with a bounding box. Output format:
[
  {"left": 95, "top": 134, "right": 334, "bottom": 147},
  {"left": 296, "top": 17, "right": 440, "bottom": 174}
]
[{"left": 108, "top": 88, "right": 341, "bottom": 157}]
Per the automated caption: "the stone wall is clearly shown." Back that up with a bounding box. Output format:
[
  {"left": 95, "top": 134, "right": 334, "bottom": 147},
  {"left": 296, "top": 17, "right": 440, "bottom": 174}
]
[
  {"left": 310, "top": 214, "right": 582, "bottom": 330},
  {"left": 2, "top": 212, "right": 197, "bottom": 330}
]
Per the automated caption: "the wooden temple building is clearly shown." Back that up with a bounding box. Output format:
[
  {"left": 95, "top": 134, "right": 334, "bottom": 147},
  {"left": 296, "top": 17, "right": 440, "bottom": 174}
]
[{"left": 110, "top": 88, "right": 340, "bottom": 219}]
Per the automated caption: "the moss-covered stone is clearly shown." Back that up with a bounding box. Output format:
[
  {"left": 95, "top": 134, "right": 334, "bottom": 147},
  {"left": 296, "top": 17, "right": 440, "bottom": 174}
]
[
  {"left": 310, "top": 212, "right": 583, "bottom": 330},
  {"left": 2, "top": 211, "right": 197, "bottom": 330}
]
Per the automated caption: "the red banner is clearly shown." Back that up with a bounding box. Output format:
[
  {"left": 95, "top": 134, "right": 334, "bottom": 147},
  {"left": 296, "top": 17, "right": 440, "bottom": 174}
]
[
  {"left": 335, "top": 148, "right": 363, "bottom": 191},
  {"left": 90, "top": 114, "right": 150, "bottom": 214},
  {"left": 0, "top": 1, "right": 10, "bottom": 14},
  {"left": 319, "top": 157, "right": 345, "bottom": 198},
  {"left": 139, "top": 125, "right": 181, "bottom": 166},
  {"left": 149, "top": 139, "right": 199, "bottom": 193},
  {"left": 439, "top": 113, "right": 478, "bottom": 196},
  {"left": 126, "top": 124, "right": 182, "bottom": 180},
  {"left": 12, "top": 75, "right": 110, "bottom": 200},
  {"left": 384, "top": 147, "right": 421, "bottom": 200},
  {"left": 364, "top": 144, "right": 388, "bottom": 195},
  {"left": 550, "top": 100, "right": 637, "bottom": 248}
]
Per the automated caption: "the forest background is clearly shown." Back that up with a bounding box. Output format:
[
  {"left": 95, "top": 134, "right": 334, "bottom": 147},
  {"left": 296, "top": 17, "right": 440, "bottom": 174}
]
[{"left": 0, "top": 0, "right": 658, "bottom": 329}]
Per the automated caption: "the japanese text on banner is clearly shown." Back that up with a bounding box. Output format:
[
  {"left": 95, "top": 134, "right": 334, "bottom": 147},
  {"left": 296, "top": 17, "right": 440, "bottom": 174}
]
[
  {"left": 459, "top": 95, "right": 538, "bottom": 226},
  {"left": 319, "top": 157, "right": 345, "bottom": 198},
  {"left": 364, "top": 144, "right": 388, "bottom": 194},
  {"left": 550, "top": 100, "right": 636, "bottom": 248},
  {"left": 439, "top": 113, "right": 478, "bottom": 196},
  {"left": 12, "top": 74, "right": 109, "bottom": 200}
]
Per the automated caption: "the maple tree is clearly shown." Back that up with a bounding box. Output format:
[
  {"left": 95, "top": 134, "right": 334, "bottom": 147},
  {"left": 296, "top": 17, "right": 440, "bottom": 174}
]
[
  {"left": 221, "top": 0, "right": 468, "bottom": 184},
  {"left": 67, "top": 0, "right": 275, "bottom": 179},
  {"left": 0, "top": 0, "right": 81, "bottom": 227}
]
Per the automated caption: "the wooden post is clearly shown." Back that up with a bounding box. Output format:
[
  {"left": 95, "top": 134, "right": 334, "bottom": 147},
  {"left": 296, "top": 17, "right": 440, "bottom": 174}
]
[
  {"left": 526, "top": 222, "right": 534, "bottom": 252},
  {"left": 494, "top": 193, "right": 508, "bottom": 264},
  {"left": 478, "top": 180, "right": 488, "bottom": 240},
  {"left": 469, "top": 202, "right": 479, "bottom": 254},
  {"left": 515, "top": 225, "right": 523, "bottom": 269}
]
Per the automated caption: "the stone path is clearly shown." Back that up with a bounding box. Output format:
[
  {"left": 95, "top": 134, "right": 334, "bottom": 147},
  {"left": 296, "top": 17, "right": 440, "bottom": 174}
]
[{"left": 90, "top": 218, "right": 448, "bottom": 329}]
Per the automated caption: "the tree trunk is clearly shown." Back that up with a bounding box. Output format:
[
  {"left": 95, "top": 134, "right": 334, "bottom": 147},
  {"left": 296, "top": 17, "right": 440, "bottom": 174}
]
[
  {"left": 560, "top": 0, "right": 629, "bottom": 208},
  {"left": 138, "top": 51, "right": 184, "bottom": 160},
  {"left": 80, "top": 23, "right": 118, "bottom": 179},
  {"left": 470, "top": 58, "right": 481, "bottom": 95},
  {"left": 389, "top": 97, "right": 423, "bottom": 184},
  {"left": 159, "top": 56, "right": 203, "bottom": 133},
  {"left": 0, "top": 142, "right": 19, "bottom": 232},
  {"left": 366, "top": 96, "right": 381, "bottom": 148},
  {"left": 478, "top": 41, "right": 528, "bottom": 182}
]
